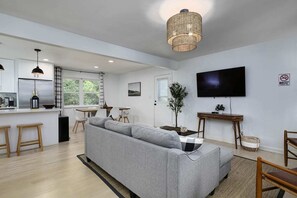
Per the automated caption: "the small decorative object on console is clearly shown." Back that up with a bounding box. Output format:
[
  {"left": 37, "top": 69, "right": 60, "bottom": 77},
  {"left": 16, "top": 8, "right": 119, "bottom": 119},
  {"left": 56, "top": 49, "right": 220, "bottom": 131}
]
[
  {"left": 215, "top": 104, "right": 225, "bottom": 114},
  {"left": 180, "top": 126, "right": 188, "bottom": 132}
]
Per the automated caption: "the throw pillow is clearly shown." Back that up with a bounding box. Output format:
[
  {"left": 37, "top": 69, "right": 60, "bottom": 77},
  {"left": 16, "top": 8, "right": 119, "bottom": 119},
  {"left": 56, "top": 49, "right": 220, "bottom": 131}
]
[
  {"left": 132, "top": 125, "right": 182, "bottom": 150},
  {"left": 105, "top": 120, "right": 132, "bottom": 136},
  {"left": 180, "top": 136, "right": 204, "bottom": 152},
  {"left": 89, "top": 117, "right": 112, "bottom": 128}
]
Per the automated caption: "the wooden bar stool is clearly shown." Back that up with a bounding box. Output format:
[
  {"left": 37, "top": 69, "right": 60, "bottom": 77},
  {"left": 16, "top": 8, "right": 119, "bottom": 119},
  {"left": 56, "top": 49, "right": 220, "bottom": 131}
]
[
  {"left": 16, "top": 123, "right": 43, "bottom": 156},
  {"left": 0, "top": 125, "right": 11, "bottom": 157}
]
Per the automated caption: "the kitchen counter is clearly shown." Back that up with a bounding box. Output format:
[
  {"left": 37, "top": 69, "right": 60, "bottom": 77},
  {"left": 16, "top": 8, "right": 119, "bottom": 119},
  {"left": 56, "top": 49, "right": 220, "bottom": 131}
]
[
  {"left": 0, "top": 108, "right": 61, "bottom": 154},
  {"left": 0, "top": 108, "right": 60, "bottom": 114}
]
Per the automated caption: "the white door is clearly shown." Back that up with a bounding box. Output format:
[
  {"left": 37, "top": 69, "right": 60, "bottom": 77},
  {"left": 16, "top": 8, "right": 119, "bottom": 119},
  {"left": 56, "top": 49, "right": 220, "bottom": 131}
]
[{"left": 154, "top": 74, "right": 172, "bottom": 127}]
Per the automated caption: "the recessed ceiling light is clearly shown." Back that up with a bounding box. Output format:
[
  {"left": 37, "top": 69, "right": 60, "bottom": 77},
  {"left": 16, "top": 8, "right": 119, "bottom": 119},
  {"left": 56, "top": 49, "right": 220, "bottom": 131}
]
[
  {"left": 94, "top": 66, "right": 99, "bottom": 69},
  {"left": 43, "top": 58, "right": 49, "bottom": 61},
  {"left": 108, "top": 60, "right": 114, "bottom": 63}
]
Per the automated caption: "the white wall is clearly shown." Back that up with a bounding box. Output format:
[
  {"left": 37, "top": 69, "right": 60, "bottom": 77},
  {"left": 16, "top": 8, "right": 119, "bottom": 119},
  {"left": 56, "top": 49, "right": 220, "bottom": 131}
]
[
  {"left": 117, "top": 67, "right": 173, "bottom": 125},
  {"left": 116, "top": 35, "right": 297, "bottom": 153}
]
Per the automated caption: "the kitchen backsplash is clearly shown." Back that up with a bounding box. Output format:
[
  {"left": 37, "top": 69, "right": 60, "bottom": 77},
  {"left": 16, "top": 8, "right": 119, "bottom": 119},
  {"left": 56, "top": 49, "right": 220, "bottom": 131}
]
[{"left": 0, "top": 92, "right": 17, "bottom": 107}]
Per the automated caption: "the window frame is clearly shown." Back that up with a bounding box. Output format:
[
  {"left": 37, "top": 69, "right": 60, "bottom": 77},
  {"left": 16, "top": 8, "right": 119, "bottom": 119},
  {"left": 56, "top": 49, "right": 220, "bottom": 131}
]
[{"left": 63, "top": 77, "right": 100, "bottom": 107}]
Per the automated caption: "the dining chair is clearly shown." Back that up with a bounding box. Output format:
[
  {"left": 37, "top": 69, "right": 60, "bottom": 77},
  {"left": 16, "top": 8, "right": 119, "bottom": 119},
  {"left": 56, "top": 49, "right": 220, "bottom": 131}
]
[
  {"left": 109, "top": 107, "right": 120, "bottom": 121},
  {"left": 284, "top": 130, "right": 297, "bottom": 166},
  {"left": 95, "top": 108, "right": 107, "bottom": 118},
  {"left": 72, "top": 109, "right": 87, "bottom": 133},
  {"left": 256, "top": 157, "right": 297, "bottom": 198}
]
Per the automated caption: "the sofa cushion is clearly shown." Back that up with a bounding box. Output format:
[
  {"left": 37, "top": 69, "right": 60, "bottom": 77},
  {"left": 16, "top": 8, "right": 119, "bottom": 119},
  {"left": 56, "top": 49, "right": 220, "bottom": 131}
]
[
  {"left": 132, "top": 125, "right": 182, "bottom": 149},
  {"left": 219, "top": 147, "right": 233, "bottom": 167},
  {"left": 105, "top": 120, "right": 132, "bottom": 136},
  {"left": 180, "top": 136, "right": 203, "bottom": 152},
  {"left": 89, "top": 117, "right": 112, "bottom": 128}
]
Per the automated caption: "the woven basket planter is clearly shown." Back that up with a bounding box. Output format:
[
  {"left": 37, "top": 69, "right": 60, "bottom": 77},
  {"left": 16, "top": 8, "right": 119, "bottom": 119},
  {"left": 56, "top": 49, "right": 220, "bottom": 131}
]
[{"left": 241, "top": 136, "right": 260, "bottom": 152}]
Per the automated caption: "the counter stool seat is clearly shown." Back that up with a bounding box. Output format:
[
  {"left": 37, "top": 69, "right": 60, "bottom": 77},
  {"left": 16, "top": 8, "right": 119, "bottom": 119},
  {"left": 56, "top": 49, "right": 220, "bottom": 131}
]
[
  {"left": 16, "top": 123, "right": 43, "bottom": 156},
  {"left": 0, "top": 125, "right": 11, "bottom": 157}
]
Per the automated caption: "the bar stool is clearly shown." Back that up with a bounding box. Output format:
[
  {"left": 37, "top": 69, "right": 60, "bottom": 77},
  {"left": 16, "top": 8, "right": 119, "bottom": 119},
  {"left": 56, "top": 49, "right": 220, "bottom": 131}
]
[
  {"left": 16, "top": 123, "right": 43, "bottom": 156},
  {"left": 0, "top": 125, "right": 11, "bottom": 157}
]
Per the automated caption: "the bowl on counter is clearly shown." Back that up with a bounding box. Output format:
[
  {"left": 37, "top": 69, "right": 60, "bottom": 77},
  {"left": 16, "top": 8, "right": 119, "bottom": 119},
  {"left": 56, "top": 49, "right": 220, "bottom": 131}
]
[{"left": 43, "top": 104, "right": 55, "bottom": 109}]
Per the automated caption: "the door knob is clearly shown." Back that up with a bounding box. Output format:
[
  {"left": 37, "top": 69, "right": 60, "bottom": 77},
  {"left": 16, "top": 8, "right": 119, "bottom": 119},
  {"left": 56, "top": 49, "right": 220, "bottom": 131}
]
[{"left": 154, "top": 103, "right": 156, "bottom": 106}]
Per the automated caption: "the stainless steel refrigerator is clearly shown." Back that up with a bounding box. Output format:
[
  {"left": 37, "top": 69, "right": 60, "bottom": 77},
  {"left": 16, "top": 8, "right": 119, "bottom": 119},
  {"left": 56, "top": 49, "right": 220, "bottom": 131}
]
[{"left": 18, "top": 78, "right": 54, "bottom": 109}]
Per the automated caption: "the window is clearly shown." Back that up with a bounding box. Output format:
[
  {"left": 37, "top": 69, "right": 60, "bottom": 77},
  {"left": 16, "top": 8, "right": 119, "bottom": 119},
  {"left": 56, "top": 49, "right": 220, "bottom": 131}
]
[
  {"left": 63, "top": 78, "right": 99, "bottom": 106},
  {"left": 157, "top": 78, "right": 168, "bottom": 103},
  {"left": 83, "top": 80, "right": 99, "bottom": 105},
  {"left": 63, "top": 79, "right": 79, "bottom": 106}
]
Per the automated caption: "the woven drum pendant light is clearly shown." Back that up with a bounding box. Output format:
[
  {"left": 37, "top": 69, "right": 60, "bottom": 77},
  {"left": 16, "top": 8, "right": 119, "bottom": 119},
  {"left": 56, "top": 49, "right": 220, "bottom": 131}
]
[{"left": 167, "top": 9, "right": 202, "bottom": 52}]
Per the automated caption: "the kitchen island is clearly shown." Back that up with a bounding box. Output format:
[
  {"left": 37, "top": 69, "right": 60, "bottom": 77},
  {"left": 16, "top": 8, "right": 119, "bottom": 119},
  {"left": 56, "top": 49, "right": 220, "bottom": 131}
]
[{"left": 0, "top": 108, "right": 60, "bottom": 154}]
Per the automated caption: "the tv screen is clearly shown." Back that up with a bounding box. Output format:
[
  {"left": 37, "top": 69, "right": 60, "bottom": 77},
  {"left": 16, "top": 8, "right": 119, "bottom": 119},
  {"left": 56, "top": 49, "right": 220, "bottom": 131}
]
[{"left": 197, "top": 67, "right": 246, "bottom": 97}]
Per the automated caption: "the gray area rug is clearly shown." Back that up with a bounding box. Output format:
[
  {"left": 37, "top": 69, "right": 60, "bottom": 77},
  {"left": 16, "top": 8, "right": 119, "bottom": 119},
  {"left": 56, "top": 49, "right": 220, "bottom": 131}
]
[{"left": 77, "top": 154, "right": 279, "bottom": 198}]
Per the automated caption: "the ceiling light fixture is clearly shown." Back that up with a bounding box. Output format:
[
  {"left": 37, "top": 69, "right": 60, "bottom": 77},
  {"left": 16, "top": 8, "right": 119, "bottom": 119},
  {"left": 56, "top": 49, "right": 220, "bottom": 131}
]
[
  {"left": 32, "top": 49, "right": 44, "bottom": 76},
  {"left": 167, "top": 9, "right": 202, "bottom": 52},
  {"left": 94, "top": 66, "right": 99, "bottom": 69},
  {"left": 0, "top": 64, "right": 4, "bottom": 70},
  {"left": 43, "top": 58, "right": 49, "bottom": 61},
  {"left": 108, "top": 60, "right": 114, "bottom": 63}
]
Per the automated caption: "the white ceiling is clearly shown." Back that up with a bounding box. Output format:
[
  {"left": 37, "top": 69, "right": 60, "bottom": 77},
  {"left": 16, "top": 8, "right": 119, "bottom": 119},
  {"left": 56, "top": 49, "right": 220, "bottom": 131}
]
[
  {"left": 0, "top": 34, "right": 150, "bottom": 74},
  {"left": 0, "top": 0, "right": 297, "bottom": 70}
]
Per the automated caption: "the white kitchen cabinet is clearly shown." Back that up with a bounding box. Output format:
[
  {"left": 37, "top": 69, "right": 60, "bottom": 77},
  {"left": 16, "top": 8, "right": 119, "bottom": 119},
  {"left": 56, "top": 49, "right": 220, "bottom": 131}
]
[
  {"left": 16, "top": 59, "right": 54, "bottom": 80},
  {"left": 0, "top": 58, "right": 15, "bottom": 92}
]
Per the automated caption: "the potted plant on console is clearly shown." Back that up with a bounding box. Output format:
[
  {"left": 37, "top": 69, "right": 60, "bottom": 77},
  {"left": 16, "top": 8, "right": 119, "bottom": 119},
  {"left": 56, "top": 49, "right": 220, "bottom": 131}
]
[
  {"left": 168, "top": 82, "right": 188, "bottom": 128},
  {"left": 215, "top": 104, "right": 225, "bottom": 114}
]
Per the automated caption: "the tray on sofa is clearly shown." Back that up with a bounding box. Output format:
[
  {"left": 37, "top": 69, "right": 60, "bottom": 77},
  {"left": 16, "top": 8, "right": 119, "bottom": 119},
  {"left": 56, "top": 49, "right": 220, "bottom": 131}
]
[{"left": 160, "top": 126, "right": 198, "bottom": 136}]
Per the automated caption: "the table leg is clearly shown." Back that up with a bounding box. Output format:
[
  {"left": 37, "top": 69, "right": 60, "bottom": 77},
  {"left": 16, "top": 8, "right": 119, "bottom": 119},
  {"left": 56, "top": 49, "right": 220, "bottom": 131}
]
[
  {"left": 237, "top": 121, "right": 242, "bottom": 146},
  {"left": 197, "top": 118, "right": 205, "bottom": 138},
  {"left": 233, "top": 121, "right": 238, "bottom": 149}
]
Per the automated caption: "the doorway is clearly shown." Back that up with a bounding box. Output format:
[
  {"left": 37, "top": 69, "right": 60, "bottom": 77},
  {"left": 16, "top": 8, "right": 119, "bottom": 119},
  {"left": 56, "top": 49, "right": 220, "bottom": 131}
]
[{"left": 154, "top": 74, "right": 172, "bottom": 127}]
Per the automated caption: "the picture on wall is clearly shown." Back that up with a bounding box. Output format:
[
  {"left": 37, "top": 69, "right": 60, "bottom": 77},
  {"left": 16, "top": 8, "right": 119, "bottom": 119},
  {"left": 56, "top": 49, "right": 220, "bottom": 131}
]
[{"left": 128, "top": 82, "right": 141, "bottom": 96}]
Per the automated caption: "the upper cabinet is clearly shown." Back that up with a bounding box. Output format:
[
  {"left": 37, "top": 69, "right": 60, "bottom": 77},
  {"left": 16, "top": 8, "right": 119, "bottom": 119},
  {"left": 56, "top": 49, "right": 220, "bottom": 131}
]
[
  {"left": 0, "top": 58, "right": 15, "bottom": 92},
  {"left": 16, "top": 59, "right": 54, "bottom": 80}
]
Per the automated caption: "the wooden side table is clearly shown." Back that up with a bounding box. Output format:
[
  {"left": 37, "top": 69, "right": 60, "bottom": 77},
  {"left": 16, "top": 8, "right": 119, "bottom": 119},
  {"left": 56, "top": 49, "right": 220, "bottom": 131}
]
[{"left": 197, "top": 112, "right": 244, "bottom": 149}]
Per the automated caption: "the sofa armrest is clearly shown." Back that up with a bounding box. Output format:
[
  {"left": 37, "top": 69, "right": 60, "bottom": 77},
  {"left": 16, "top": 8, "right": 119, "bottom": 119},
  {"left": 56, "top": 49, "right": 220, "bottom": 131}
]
[{"left": 167, "top": 144, "right": 220, "bottom": 198}]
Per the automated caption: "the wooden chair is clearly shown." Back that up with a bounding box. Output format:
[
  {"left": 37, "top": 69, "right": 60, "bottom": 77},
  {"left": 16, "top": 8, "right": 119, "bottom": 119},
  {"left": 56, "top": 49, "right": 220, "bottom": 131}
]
[
  {"left": 73, "top": 109, "right": 87, "bottom": 133},
  {"left": 284, "top": 130, "right": 297, "bottom": 166},
  {"left": 256, "top": 157, "right": 297, "bottom": 198}
]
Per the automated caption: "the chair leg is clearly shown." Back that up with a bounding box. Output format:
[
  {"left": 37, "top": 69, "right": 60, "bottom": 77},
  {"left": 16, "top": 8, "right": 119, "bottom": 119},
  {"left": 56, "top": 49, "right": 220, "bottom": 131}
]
[
  {"left": 256, "top": 157, "right": 263, "bottom": 198},
  {"left": 74, "top": 121, "right": 79, "bottom": 133},
  {"left": 277, "top": 189, "right": 285, "bottom": 198},
  {"left": 4, "top": 128, "right": 10, "bottom": 158},
  {"left": 37, "top": 125, "right": 43, "bottom": 151},
  {"left": 284, "top": 130, "right": 288, "bottom": 166},
  {"left": 82, "top": 121, "right": 85, "bottom": 130},
  {"left": 17, "top": 128, "right": 22, "bottom": 156},
  {"left": 72, "top": 121, "right": 77, "bottom": 132}
]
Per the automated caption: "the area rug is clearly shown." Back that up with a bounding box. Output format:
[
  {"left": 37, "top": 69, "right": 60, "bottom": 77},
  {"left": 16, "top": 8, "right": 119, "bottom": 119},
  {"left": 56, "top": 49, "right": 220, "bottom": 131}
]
[{"left": 77, "top": 154, "right": 279, "bottom": 198}]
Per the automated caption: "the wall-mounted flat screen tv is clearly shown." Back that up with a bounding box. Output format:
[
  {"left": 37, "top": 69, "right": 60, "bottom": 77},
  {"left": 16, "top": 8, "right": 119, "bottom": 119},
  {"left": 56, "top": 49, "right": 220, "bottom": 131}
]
[{"left": 196, "top": 66, "right": 246, "bottom": 97}]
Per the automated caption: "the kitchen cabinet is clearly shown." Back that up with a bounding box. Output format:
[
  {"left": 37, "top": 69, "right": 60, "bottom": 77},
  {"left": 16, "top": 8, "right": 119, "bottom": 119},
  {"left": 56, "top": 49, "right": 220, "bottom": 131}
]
[
  {"left": 16, "top": 59, "right": 54, "bottom": 80},
  {"left": 0, "top": 58, "right": 15, "bottom": 92}
]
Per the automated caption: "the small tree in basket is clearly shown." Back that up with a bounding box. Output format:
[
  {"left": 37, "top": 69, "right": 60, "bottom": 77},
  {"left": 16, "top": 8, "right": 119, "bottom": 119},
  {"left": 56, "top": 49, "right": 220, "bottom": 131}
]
[{"left": 168, "top": 82, "right": 188, "bottom": 128}]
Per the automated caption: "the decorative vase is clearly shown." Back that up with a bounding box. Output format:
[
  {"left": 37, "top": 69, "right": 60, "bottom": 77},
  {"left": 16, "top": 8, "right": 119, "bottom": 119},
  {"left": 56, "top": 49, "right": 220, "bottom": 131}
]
[{"left": 218, "top": 110, "right": 223, "bottom": 114}]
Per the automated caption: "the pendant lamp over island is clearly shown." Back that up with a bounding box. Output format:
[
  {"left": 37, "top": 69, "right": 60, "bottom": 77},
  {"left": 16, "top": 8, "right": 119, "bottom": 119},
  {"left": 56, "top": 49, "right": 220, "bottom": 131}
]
[
  {"left": 0, "top": 64, "right": 4, "bottom": 70},
  {"left": 32, "top": 49, "right": 44, "bottom": 76}
]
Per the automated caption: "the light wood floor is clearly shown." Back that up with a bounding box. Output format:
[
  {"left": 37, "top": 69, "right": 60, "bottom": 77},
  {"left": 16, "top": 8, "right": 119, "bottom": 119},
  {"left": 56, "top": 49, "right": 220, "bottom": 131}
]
[
  {"left": 0, "top": 126, "right": 296, "bottom": 198},
  {"left": 0, "top": 127, "right": 117, "bottom": 198}
]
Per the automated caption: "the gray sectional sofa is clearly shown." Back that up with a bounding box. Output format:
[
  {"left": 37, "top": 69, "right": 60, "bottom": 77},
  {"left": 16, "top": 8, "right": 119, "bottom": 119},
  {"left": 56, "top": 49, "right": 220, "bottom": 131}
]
[{"left": 85, "top": 119, "right": 233, "bottom": 198}]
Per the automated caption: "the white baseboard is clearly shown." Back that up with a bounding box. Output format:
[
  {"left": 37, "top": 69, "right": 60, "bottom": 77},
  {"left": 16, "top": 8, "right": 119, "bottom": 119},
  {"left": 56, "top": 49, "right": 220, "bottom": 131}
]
[{"left": 206, "top": 135, "right": 283, "bottom": 154}]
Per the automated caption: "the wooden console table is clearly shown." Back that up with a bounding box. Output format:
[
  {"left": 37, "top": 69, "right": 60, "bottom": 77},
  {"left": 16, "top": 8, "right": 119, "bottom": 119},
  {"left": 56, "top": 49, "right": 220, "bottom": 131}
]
[{"left": 197, "top": 112, "right": 244, "bottom": 149}]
